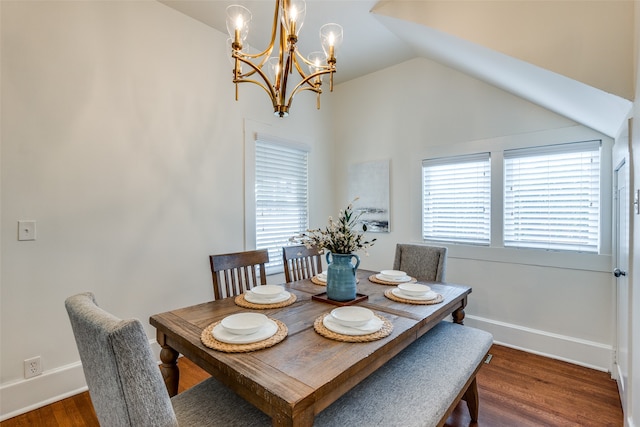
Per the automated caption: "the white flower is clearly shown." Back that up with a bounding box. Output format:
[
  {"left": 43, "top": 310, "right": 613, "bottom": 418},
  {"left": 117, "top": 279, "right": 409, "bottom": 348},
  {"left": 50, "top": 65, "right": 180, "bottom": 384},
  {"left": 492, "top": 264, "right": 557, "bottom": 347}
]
[{"left": 290, "top": 199, "right": 376, "bottom": 254}]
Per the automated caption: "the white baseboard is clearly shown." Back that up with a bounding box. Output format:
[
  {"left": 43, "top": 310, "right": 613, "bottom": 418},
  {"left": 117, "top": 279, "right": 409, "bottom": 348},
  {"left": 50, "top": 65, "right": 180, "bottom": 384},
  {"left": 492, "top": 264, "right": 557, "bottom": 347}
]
[
  {"left": 465, "top": 315, "right": 614, "bottom": 372},
  {"left": 0, "top": 324, "right": 614, "bottom": 421},
  {"left": 0, "top": 362, "right": 87, "bottom": 422},
  {"left": 0, "top": 340, "right": 162, "bottom": 422}
]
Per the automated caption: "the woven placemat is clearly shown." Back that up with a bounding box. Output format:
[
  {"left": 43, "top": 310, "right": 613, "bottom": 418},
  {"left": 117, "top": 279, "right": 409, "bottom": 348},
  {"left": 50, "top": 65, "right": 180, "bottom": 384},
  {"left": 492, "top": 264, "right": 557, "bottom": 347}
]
[
  {"left": 201, "top": 319, "right": 288, "bottom": 353},
  {"left": 383, "top": 288, "right": 444, "bottom": 305},
  {"left": 234, "top": 293, "right": 297, "bottom": 309},
  {"left": 313, "top": 313, "right": 393, "bottom": 343},
  {"left": 311, "top": 276, "right": 327, "bottom": 286},
  {"left": 311, "top": 276, "right": 359, "bottom": 286},
  {"left": 368, "top": 274, "right": 417, "bottom": 286}
]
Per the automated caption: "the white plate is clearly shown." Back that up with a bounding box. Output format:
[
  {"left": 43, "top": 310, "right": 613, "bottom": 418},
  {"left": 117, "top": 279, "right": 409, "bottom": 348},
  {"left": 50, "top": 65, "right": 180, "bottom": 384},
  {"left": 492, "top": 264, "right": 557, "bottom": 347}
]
[
  {"left": 221, "top": 312, "right": 268, "bottom": 335},
  {"left": 315, "top": 274, "right": 327, "bottom": 283},
  {"left": 380, "top": 270, "right": 407, "bottom": 278},
  {"left": 244, "top": 290, "right": 291, "bottom": 304},
  {"left": 376, "top": 273, "right": 411, "bottom": 283},
  {"left": 331, "top": 306, "right": 374, "bottom": 327},
  {"left": 323, "top": 314, "right": 383, "bottom": 336},
  {"left": 251, "top": 285, "right": 285, "bottom": 299},
  {"left": 213, "top": 319, "right": 278, "bottom": 344},
  {"left": 397, "top": 283, "right": 431, "bottom": 296},
  {"left": 392, "top": 288, "right": 438, "bottom": 301}
]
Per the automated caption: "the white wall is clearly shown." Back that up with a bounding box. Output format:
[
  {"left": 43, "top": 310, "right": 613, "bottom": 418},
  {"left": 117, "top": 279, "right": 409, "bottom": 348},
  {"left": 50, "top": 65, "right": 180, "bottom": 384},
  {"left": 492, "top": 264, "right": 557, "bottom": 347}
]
[
  {"left": 0, "top": 0, "right": 629, "bottom": 421},
  {"left": 628, "top": 3, "right": 640, "bottom": 426},
  {"left": 330, "top": 57, "right": 615, "bottom": 370},
  {"left": 0, "top": 0, "right": 334, "bottom": 419}
]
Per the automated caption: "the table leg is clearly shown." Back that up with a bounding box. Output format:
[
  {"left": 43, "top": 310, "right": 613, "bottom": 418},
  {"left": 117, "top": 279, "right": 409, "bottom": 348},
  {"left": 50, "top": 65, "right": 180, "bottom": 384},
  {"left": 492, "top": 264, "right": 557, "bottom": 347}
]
[
  {"left": 452, "top": 296, "right": 467, "bottom": 325},
  {"left": 157, "top": 333, "right": 179, "bottom": 397},
  {"left": 271, "top": 405, "right": 314, "bottom": 427}
]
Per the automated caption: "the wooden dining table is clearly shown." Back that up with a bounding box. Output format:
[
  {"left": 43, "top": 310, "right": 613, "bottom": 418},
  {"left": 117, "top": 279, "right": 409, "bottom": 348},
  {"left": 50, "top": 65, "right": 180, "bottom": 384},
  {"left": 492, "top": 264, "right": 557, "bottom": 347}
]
[{"left": 149, "top": 269, "right": 471, "bottom": 427}]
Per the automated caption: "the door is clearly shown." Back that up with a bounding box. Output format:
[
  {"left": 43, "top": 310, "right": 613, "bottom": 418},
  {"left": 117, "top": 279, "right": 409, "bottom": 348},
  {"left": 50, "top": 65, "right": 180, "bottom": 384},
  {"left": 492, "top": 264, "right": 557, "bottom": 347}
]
[{"left": 614, "top": 159, "right": 630, "bottom": 413}]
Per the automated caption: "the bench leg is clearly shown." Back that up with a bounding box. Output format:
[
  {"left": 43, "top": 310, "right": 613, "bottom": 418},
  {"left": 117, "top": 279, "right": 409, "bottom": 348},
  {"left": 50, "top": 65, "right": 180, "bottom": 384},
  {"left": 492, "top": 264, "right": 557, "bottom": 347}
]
[{"left": 462, "top": 377, "right": 479, "bottom": 421}]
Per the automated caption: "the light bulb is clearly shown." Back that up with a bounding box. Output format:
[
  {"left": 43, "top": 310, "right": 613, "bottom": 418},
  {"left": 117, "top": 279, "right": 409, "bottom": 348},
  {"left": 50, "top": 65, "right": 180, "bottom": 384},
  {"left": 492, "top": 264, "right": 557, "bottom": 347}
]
[
  {"left": 320, "top": 23, "right": 343, "bottom": 59},
  {"left": 281, "top": 0, "right": 305, "bottom": 36},
  {"left": 226, "top": 5, "right": 251, "bottom": 44}
]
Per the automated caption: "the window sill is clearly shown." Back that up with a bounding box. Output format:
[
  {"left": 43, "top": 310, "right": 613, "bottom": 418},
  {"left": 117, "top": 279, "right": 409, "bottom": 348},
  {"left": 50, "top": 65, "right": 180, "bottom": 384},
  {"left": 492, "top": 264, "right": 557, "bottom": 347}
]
[{"left": 423, "top": 241, "right": 611, "bottom": 272}]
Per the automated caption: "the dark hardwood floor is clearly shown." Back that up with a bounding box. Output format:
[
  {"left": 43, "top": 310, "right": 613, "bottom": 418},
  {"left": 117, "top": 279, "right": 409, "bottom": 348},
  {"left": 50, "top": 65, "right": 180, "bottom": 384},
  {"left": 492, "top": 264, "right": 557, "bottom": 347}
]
[{"left": 1, "top": 344, "right": 622, "bottom": 426}]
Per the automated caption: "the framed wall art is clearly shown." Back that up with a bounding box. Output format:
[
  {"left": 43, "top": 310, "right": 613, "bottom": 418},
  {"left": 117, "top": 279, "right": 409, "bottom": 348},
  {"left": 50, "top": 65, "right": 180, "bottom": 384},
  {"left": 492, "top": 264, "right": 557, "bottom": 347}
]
[{"left": 348, "top": 159, "right": 390, "bottom": 232}]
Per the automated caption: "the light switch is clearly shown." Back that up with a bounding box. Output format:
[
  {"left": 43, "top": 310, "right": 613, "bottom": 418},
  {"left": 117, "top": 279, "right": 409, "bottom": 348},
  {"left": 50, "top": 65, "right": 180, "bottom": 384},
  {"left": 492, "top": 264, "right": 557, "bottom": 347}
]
[{"left": 18, "top": 221, "right": 36, "bottom": 241}]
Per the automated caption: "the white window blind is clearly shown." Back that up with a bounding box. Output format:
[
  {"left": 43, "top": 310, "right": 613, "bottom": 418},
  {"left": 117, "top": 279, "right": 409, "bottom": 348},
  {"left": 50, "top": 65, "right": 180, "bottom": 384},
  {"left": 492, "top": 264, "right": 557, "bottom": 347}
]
[
  {"left": 255, "top": 139, "right": 309, "bottom": 273},
  {"left": 504, "top": 140, "right": 600, "bottom": 252},
  {"left": 422, "top": 153, "right": 491, "bottom": 245}
]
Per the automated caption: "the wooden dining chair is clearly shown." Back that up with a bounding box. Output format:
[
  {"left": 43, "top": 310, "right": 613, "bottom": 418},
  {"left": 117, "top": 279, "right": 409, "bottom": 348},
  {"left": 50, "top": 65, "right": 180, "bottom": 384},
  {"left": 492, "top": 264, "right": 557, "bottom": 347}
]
[
  {"left": 282, "top": 245, "right": 323, "bottom": 282},
  {"left": 393, "top": 243, "right": 448, "bottom": 282},
  {"left": 209, "top": 249, "right": 270, "bottom": 300}
]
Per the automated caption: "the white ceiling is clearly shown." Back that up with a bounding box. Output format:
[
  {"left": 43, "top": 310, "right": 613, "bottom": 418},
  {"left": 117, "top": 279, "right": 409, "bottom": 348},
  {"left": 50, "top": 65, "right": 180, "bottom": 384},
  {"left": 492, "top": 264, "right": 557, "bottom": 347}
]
[
  {"left": 159, "top": 0, "right": 634, "bottom": 138},
  {"left": 159, "top": 0, "right": 415, "bottom": 84}
]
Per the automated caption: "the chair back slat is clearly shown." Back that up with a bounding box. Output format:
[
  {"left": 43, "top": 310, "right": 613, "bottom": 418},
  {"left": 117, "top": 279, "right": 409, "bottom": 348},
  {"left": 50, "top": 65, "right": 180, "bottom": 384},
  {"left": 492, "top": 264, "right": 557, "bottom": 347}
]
[
  {"left": 282, "top": 245, "right": 323, "bottom": 283},
  {"left": 209, "top": 250, "right": 270, "bottom": 299}
]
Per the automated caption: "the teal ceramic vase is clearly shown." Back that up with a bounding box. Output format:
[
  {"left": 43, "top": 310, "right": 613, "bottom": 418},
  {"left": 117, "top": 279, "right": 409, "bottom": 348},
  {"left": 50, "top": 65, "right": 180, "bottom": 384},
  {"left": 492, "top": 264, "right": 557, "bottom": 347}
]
[{"left": 325, "top": 252, "right": 360, "bottom": 301}]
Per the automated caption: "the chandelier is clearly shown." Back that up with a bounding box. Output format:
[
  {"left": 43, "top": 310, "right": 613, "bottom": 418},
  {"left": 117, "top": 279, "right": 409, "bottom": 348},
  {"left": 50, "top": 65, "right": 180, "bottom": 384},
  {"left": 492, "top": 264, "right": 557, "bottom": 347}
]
[{"left": 226, "top": 0, "right": 343, "bottom": 117}]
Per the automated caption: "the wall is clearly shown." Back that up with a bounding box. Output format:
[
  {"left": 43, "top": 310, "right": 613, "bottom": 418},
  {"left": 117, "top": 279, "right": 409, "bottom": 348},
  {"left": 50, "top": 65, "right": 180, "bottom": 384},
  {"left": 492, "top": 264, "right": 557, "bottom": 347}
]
[
  {"left": 628, "top": 3, "right": 640, "bottom": 426},
  {"left": 0, "top": 0, "right": 628, "bottom": 420},
  {"left": 331, "top": 57, "right": 614, "bottom": 370},
  {"left": 0, "top": 0, "right": 334, "bottom": 419}
]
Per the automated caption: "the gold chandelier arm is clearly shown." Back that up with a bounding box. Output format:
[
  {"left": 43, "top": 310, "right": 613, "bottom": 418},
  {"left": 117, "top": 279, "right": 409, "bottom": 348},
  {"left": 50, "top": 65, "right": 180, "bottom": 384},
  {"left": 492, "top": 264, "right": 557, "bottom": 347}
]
[
  {"left": 246, "top": 0, "right": 281, "bottom": 60},
  {"left": 290, "top": 53, "right": 310, "bottom": 83},
  {"left": 235, "top": 77, "right": 280, "bottom": 107},
  {"left": 234, "top": 56, "right": 278, "bottom": 101},
  {"left": 285, "top": 69, "right": 332, "bottom": 105},
  {"left": 284, "top": 84, "right": 324, "bottom": 111},
  {"left": 275, "top": 19, "right": 287, "bottom": 92},
  {"left": 291, "top": 50, "right": 333, "bottom": 85},
  {"left": 235, "top": 49, "right": 273, "bottom": 65},
  {"left": 293, "top": 50, "right": 328, "bottom": 69}
]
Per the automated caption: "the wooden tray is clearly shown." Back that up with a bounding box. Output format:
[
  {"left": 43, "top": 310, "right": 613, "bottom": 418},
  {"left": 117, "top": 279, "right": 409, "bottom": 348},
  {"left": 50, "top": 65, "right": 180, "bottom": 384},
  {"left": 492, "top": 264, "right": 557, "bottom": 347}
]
[{"left": 312, "top": 292, "right": 368, "bottom": 306}]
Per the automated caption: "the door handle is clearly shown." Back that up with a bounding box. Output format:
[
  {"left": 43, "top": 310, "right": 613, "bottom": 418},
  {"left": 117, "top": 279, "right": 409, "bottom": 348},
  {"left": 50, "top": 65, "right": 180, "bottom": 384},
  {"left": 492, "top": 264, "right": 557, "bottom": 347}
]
[{"left": 613, "top": 268, "right": 627, "bottom": 277}]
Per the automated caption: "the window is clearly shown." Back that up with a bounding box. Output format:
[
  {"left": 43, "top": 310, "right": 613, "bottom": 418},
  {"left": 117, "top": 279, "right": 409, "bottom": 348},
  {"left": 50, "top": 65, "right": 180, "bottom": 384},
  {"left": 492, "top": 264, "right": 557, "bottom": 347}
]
[
  {"left": 422, "top": 153, "right": 491, "bottom": 245},
  {"left": 254, "top": 138, "right": 309, "bottom": 273},
  {"left": 504, "top": 141, "right": 600, "bottom": 252}
]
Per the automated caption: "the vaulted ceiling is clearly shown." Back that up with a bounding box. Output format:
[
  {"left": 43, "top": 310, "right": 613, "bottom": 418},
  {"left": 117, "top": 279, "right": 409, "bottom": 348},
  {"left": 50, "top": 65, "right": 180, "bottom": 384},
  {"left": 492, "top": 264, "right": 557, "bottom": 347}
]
[
  {"left": 160, "top": 0, "right": 635, "bottom": 138},
  {"left": 375, "top": 0, "right": 635, "bottom": 101}
]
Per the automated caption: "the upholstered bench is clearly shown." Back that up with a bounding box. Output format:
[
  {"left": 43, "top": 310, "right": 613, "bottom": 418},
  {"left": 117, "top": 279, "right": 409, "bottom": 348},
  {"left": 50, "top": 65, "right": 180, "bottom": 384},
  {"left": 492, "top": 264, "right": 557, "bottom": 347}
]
[{"left": 315, "top": 321, "right": 493, "bottom": 427}]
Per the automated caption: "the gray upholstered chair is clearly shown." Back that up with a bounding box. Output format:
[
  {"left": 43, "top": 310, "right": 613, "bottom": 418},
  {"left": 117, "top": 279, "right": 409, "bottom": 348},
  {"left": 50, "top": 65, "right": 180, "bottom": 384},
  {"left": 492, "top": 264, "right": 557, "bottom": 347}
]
[
  {"left": 65, "top": 292, "right": 270, "bottom": 426},
  {"left": 393, "top": 243, "right": 448, "bottom": 282}
]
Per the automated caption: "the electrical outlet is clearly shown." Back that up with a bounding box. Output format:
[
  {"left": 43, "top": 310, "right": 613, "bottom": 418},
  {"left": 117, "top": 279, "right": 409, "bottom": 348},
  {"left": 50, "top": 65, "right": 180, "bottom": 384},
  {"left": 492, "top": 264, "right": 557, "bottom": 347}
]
[
  {"left": 24, "top": 356, "right": 42, "bottom": 379},
  {"left": 18, "top": 220, "right": 36, "bottom": 241}
]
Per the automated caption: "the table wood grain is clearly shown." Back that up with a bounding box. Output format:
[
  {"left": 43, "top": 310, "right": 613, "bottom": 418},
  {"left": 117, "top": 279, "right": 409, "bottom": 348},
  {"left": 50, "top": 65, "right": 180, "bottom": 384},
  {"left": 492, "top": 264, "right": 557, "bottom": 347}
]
[{"left": 149, "top": 269, "right": 471, "bottom": 427}]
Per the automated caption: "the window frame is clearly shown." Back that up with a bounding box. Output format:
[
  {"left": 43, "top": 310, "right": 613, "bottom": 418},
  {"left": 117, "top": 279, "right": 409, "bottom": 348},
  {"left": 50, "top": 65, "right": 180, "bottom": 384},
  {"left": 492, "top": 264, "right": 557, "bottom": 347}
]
[
  {"left": 244, "top": 121, "right": 311, "bottom": 275},
  {"left": 422, "top": 153, "right": 491, "bottom": 245},
  {"left": 419, "top": 127, "right": 612, "bottom": 269},
  {"left": 503, "top": 140, "right": 601, "bottom": 253}
]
